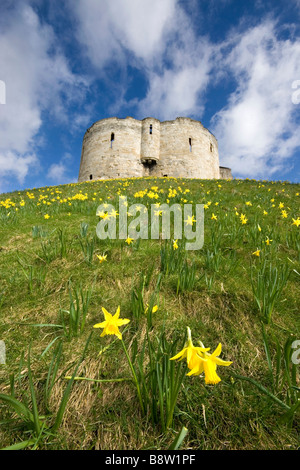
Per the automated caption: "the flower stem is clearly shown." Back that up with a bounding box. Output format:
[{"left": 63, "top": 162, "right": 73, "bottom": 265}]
[{"left": 64, "top": 376, "right": 131, "bottom": 383}]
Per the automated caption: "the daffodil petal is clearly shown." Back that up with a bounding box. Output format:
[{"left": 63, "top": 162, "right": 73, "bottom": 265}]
[
  {"left": 170, "top": 348, "right": 187, "bottom": 361},
  {"left": 211, "top": 343, "right": 222, "bottom": 358},
  {"left": 114, "top": 306, "right": 120, "bottom": 320},
  {"left": 213, "top": 358, "right": 233, "bottom": 367},
  {"left": 93, "top": 321, "right": 107, "bottom": 329},
  {"left": 101, "top": 307, "right": 112, "bottom": 320}
]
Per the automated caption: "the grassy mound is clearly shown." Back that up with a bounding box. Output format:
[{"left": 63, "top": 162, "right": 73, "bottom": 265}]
[{"left": 0, "top": 176, "right": 299, "bottom": 450}]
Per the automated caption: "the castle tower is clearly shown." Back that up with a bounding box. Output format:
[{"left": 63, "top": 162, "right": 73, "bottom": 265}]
[
  {"left": 78, "top": 116, "right": 231, "bottom": 182},
  {"left": 78, "top": 117, "right": 144, "bottom": 181}
]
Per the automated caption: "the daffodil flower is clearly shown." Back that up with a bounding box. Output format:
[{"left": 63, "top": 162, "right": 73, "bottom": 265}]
[
  {"left": 93, "top": 306, "right": 130, "bottom": 340},
  {"left": 96, "top": 254, "right": 107, "bottom": 263},
  {"left": 265, "top": 236, "right": 272, "bottom": 245},
  {"left": 145, "top": 304, "right": 158, "bottom": 315},
  {"left": 170, "top": 327, "right": 210, "bottom": 370},
  {"left": 184, "top": 215, "right": 196, "bottom": 226},
  {"left": 292, "top": 218, "right": 300, "bottom": 227},
  {"left": 187, "top": 343, "right": 232, "bottom": 385}
]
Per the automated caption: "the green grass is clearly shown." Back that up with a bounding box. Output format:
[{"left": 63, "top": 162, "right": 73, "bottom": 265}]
[{"left": 0, "top": 176, "right": 299, "bottom": 450}]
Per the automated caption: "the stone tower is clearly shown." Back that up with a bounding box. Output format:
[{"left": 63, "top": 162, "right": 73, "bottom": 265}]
[{"left": 78, "top": 116, "right": 232, "bottom": 182}]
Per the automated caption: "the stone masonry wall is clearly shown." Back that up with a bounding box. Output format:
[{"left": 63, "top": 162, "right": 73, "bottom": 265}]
[
  {"left": 219, "top": 166, "right": 233, "bottom": 180},
  {"left": 78, "top": 116, "right": 227, "bottom": 182}
]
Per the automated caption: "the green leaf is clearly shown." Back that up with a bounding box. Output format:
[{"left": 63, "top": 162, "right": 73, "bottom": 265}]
[
  {"left": 168, "top": 426, "right": 188, "bottom": 450},
  {"left": 51, "top": 332, "right": 92, "bottom": 433},
  {"left": 27, "top": 343, "right": 41, "bottom": 436},
  {"left": 0, "top": 394, "right": 34, "bottom": 424},
  {"left": 1, "top": 439, "right": 35, "bottom": 450}
]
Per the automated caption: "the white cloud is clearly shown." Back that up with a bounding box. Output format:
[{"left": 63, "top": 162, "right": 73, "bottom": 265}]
[
  {"left": 72, "top": 0, "right": 177, "bottom": 68},
  {"left": 0, "top": 1, "right": 89, "bottom": 191},
  {"left": 0, "top": 152, "right": 38, "bottom": 187},
  {"left": 211, "top": 21, "right": 300, "bottom": 178},
  {"left": 137, "top": 63, "right": 210, "bottom": 121},
  {"left": 72, "top": 0, "right": 215, "bottom": 121}
]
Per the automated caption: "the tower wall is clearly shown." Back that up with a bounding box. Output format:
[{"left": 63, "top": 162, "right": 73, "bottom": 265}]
[
  {"left": 156, "top": 118, "right": 219, "bottom": 178},
  {"left": 219, "top": 166, "right": 233, "bottom": 179},
  {"left": 140, "top": 118, "right": 160, "bottom": 163},
  {"left": 78, "top": 116, "right": 224, "bottom": 182},
  {"left": 78, "top": 117, "right": 144, "bottom": 181}
]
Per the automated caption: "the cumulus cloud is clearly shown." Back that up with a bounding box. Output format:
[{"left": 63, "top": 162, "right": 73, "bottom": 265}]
[
  {"left": 0, "top": 152, "right": 38, "bottom": 188},
  {"left": 71, "top": 0, "right": 215, "bottom": 121},
  {"left": 0, "top": 1, "right": 89, "bottom": 191},
  {"left": 72, "top": 0, "right": 177, "bottom": 68},
  {"left": 211, "top": 21, "right": 300, "bottom": 178},
  {"left": 72, "top": 2, "right": 300, "bottom": 179}
]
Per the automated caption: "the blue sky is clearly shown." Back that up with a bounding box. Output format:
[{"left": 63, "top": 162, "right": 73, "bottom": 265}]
[{"left": 1, "top": 0, "right": 300, "bottom": 194}]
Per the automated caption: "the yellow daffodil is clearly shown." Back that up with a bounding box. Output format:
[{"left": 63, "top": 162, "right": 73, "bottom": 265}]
[
  {"left": 211, "top": 213, "right": 217, "bottom": 221},
  {"left": 281, "top": 210, "right": 288, "bottom": 218},
  {"left": 109, "top": 209, "right": 119, "bottom": 218},
  {"left": 187, "top": 342, "right": 232, "bottom": 385},
  {"left": 170, "top": 327, "right": 210, "bottom": 370},
  {"left": 96, "top": 254, "right": 107, "bottom": 263},
  {"left": 252, "top": 249, "right": 261, "bottom": 257},
  {"left": 240, "top": 214, "right": 248, "bottom": 224},
  {"left": 93, "top": 306, "right": 130, "bottom": 340},
  {"left": 292, "top": 218, "right": 300, "bottom": 227},
  {"left": 125, "top": 237, "right": 134, "bottom": 245},
  {"left": 145, "top": 304, "right": 158, "bottom": 315},
  {"left": 173, "top": 239, "right": 178, "bottom": 250},
  {"left": 184, "top": 215, "right": 196, "bottom": 226},
  {"left": 265, "top": 236, "right": 272, "bottom": 245},
  {"left": 44, "top": 214, "right": 50, "bottom": 219}
]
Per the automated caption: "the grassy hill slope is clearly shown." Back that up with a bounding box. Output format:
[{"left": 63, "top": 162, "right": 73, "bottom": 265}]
[{"left": 0, "top": 176, "right": 299, "bottom": 450}]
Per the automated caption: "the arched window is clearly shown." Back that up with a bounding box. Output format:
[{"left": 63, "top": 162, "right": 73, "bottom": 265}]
[
  {"left": 110, "top": 133, "right": 115, "bottom": 148},
  {"left": 189, "top": 138, "right": 192, "bottom": 152},
  {"left": 150, "top": 124, "right": 153, "bottom": 135},
  {"left": 90, "top": 174, "right": 93, "bottom": 180}
]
